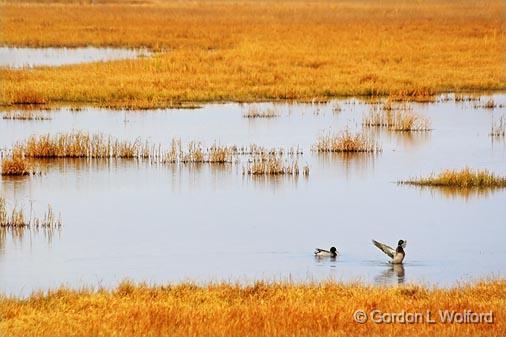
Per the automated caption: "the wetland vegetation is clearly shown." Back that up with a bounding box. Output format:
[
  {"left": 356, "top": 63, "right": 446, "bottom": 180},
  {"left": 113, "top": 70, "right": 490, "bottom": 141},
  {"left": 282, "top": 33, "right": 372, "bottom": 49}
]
[
  {"left": 0, "top": 0, "right": 505, "bottom": 336},
  {"left": 0, "top": 197, "right": 61, "bottom": 229},
  {"left": 313, "top": 129, "right": 381, "bottom": 153},
  {"left": 1, "top": 155, "right": 37, "bottom": 176},
  {"left": 399, "top": 168, "right": 506, "bottom": 189},
  {"left": 0, "top": 0, "right": 504, "bottom": 108},
  {"left": 0, "top": 280, "right": 504, "bottom": 337}
]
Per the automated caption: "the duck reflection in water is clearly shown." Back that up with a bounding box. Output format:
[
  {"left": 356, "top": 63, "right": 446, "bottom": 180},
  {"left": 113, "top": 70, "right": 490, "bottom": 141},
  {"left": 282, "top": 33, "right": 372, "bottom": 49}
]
[{"left": 375, "top": 264, "right": 405, "bottom": 285}]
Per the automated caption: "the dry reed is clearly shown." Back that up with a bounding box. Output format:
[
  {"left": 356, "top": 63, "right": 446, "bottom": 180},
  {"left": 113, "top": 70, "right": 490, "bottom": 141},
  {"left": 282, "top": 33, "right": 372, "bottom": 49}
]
[
  {"left": 0, "top": 0, "right": 504, "bottom": 108},
  {"left": 400, "top": 168, "right": 506, "bottom": 188},
  {"left": 313, "top": 130, "right": 381, "bottom": 153},
  {"left": 363, "top": 109, "right": 431, "bottom": 132},
  {"left": 13, "top": 132, "right": 154, "bottom": 159},
  {"left": 0, "top": 197, "right": 61, "bottom": 229},
  {"left": 11, "top": 134, "right": 309, "bottom": 170},
  {"left": 243, "top": 154, "right": 308, "bottom": 176},
  {"left": 243, "top": 107, "right": 279, "bottom": 118},
  {"left": 1, "top": 156, "right": 38, "bottom": 176},
  {"left": 2, "top": 110, "right": 52, "bottom": 120},
  {"left": 0, "top": 279, "right": 503, "bottom": 337}
]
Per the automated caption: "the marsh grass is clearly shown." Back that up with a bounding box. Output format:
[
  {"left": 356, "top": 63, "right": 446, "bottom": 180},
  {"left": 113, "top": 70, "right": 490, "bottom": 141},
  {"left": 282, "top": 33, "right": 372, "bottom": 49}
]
[
  {"left": 243, "top": 154, "right": 308, "bottom": 176},
  {"left": 0, "top": 197, "right": 61, "bottom": 229},
  {"left": 363, "top": 109, "right": 431, "bottom": 132},
  {"left": 2, "top": 110, "right": 52, "bottom": 120},
  {"left": 243, "top": 107, "right": 279, "bottom": 118},
  {"left": 474, "top": 99, "right": 503, "bottom": 110},
  {"left": 1, "top": 1, "right": 504, "bottom": 108},
  {"left": 11, "top": 134, "right": 308, "bottom": 170},
  {"left": 313, "top": 130, "right": 381, "bottom": 153},
  {"left": 1, "top": 156, "right": 38, "bottom": 176},
  {"left": 0, "top": 280, "right": 503, "bottom": 337},
  {"left": 399, "top": 168, "right": 506, "bottom": 189},
  {"left": 14, "top": 132, "right": 156, "bottom": 159}
]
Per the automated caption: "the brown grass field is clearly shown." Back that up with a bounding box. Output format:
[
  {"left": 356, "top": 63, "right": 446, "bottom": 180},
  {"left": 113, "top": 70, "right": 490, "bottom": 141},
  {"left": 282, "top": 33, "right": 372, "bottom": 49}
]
[
  {"left": 0, "top": 0, "right": 505, "bottom": 108},
  {"left": 0, "top": 280, "right": 504, "bottom": 337}
]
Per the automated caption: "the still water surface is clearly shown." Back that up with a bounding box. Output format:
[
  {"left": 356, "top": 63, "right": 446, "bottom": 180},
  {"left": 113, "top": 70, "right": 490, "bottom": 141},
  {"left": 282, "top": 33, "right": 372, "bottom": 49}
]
[
  {"left": 0, "top": 46, "right": 150, "bottom": 68},
  {"left": 0, "top": 95, "right": 505, "bottom": 296}
]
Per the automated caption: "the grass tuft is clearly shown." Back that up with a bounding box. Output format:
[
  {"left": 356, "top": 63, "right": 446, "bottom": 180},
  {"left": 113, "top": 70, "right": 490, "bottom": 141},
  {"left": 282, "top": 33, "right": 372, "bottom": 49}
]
[
  {"left": 399, "top": 168, "right": 506, "bottom": 188},
  {"left": 313, "top": 130, "right": 381, "bottom": 153},
  {"left": 363, "top": 109, "right": 431, "bottom": 132},
  {"left": 243, "top": 154, "right": 308, "bottom": 176},
  {"left": 243, "top": 107, "right": 279, "bottom": 118},
  {"left": 1, "top": 156, "right": 38, "bottom": 176},
  {"left": 0, "top": 197, "right": 61, "bottom": 229}
]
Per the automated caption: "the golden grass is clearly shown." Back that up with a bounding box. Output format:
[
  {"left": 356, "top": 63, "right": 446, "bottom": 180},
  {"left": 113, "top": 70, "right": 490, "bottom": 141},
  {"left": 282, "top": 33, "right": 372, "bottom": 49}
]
[
  {"left": 0, "top": 0, "right": 504, "bottom": 108},
  {"left": 0, "top": 280, "right": 504, "bottom": 337},
  {"left": 11, "top": 134, "right": 308, "bottom": 171},
  {"left": 13, "top": 132, "right": 154, "bottom": 159},
  {"left": 2, "top": 110, "right": 52, "bottom": 120},
  {"left": 400, "top": 168, "right": 506, "bottom": 188},
  {"left": 314, "top": 129, "right": 381, "bottom": 153},
  {"left": 0, "top": 197, "right": 61, "bottom": 228},
  {"left": 243, "top": 154, "right": 308, "bottom": 176},
  {"left": 363, "top": 105, "right": 431, "bottom": 132},
  {"left": 1, "top": 156, "right": 38, "bottom": 176}
]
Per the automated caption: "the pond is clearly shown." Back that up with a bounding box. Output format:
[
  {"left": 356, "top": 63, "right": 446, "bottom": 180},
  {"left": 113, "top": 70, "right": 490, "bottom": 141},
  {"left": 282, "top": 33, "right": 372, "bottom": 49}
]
[
  {"left": 0, "top": 94, "right": 505, "bottom": 296},
  {"left": 0, "top": 46, "right": 150, "bottom": 69}
]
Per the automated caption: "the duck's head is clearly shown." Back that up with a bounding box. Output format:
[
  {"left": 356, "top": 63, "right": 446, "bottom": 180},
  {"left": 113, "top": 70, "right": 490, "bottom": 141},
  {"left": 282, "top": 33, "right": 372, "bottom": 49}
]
[
  {"left": 398, "top": 240, "right": 406, "bottom": 248},
  {"left": 330, "top": 247, "right": 337, "bottom": 254}
]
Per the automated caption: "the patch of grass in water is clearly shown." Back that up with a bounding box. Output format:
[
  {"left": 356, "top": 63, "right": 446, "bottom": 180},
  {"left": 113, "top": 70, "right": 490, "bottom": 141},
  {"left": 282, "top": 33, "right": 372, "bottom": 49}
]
[
  {"left": 1, "top": 155, "right": 39, "bottom": 176},
  {"left": 363, "top": 108, "right": 431, "bottom": 132},
  {"left": 243, "top": 107, "right": 279, "bottom": 118},
  {"left": 399, "top": 168, "right": 506, "bottom": 188},
  {"left": 0, "top": 197, "right": 61, "bottom": 229},
  {"left": 313, "top": 129, "right": 381, "bottom": 153}
]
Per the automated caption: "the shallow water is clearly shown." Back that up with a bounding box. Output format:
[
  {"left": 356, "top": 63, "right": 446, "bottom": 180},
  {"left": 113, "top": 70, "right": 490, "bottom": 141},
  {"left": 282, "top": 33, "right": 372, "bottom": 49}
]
[
  {"left": 1, "top": 94, "right": 505, "bottom": 296},
  {"left": 0, "top": 46, "right": 150, "bottom": 68}
]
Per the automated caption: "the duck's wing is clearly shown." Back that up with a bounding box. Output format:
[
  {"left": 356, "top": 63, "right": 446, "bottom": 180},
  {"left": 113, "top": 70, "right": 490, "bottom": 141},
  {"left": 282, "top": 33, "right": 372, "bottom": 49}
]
[
  {"left": 372, "top": 240, "right": 395, "bottom": 259},
  {"left": 314, "top": 248, "right": 330, "bottom": 255}
]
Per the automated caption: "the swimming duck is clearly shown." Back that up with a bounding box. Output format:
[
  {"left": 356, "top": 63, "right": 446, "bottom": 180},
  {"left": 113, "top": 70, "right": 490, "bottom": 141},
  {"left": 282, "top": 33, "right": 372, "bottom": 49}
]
[
  {"left": 314, "top": 247, "right": 338, "bottom": 257},
  {"left": 372, "top": 239, "right": 406, "bottom": 264}
]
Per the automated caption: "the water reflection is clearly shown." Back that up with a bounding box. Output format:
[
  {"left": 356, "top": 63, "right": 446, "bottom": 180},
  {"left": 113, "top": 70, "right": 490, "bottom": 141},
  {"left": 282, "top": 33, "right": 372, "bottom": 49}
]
[
  {"left": 404, "top": 185, "right": 499, "bottom": 201},
  {"left": 375, "top": 264, "right": 405, "bottom": 285},
  {"left": 0, "top": 227, "right": 59, "bottom": 254},
  {"left": 314, "top": 255, "right": 338, "bottom": 268},
  {"left": 0, "top": 46, "right": 151, "bottom": 69},
  {"left": 315, "top": 152, "right": 376, "bottom": 178},
  {"left": 363, "top": 126, "right": 431, "bottom": 150}
]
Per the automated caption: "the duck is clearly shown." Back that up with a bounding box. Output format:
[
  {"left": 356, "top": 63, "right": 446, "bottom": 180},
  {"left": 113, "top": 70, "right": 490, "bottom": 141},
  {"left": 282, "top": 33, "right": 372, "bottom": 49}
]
[
  {"left": 372, "top": 239, "right": 406, "bottom": 264},
  {"left": 314, "top": 246, "right": 338, "bottom": 257}
]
